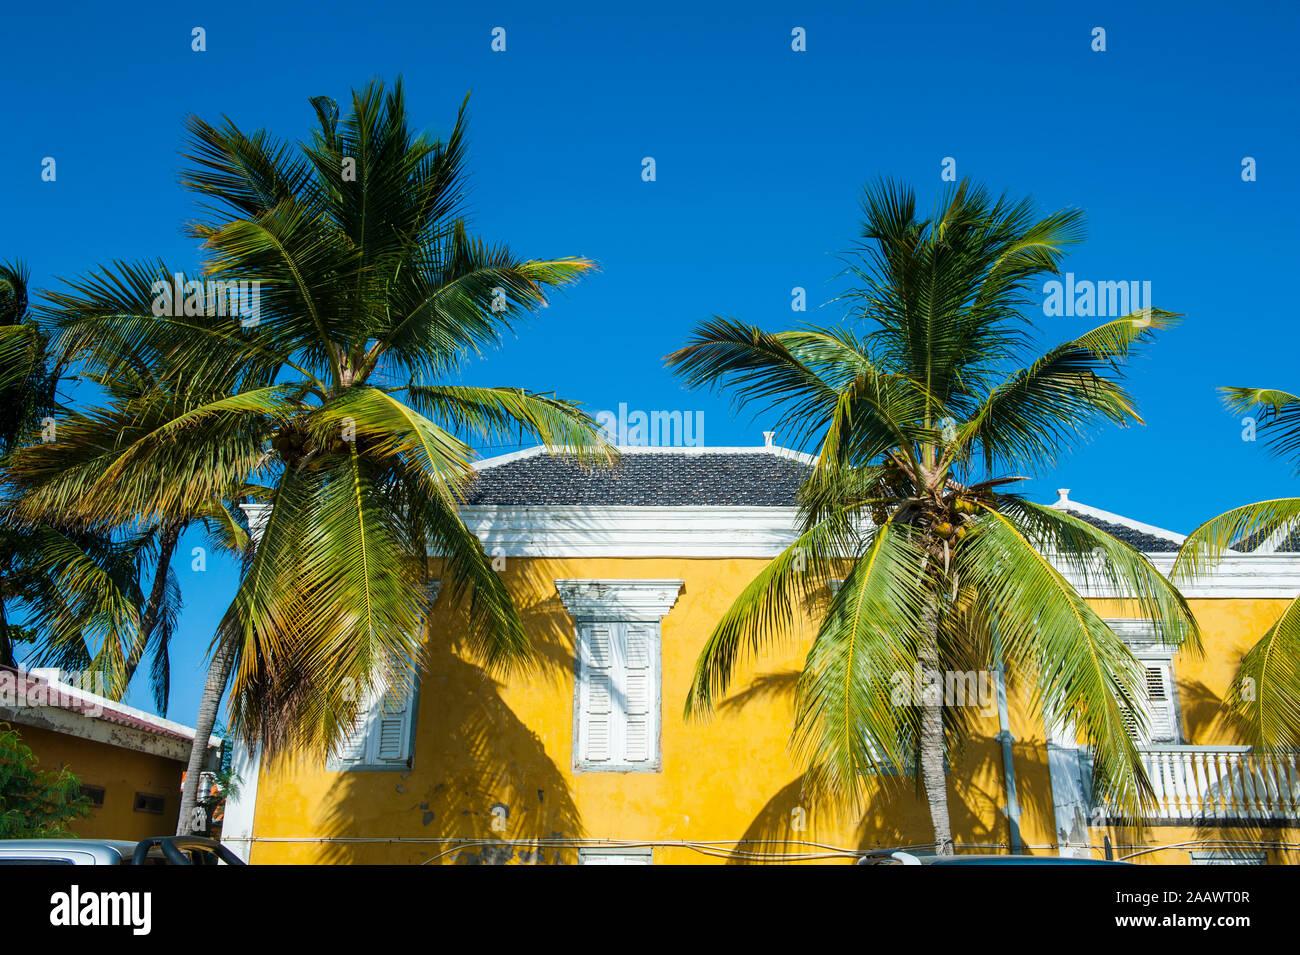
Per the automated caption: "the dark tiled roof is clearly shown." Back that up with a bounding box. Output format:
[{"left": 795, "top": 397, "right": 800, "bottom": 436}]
[
  {"left": 1060, "top": 508, "right": 1179, "bottom": 552},
  {"left": 1232, "top": 525, "right": 1300, "bottom": 553},
  {"left": 465, "top": 451, "right": 812, "bottom": 506}
]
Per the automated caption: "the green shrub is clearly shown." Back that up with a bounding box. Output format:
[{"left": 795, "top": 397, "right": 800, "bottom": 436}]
[{"left": 0, "top": 722, "right": 91, "bottom": 838}]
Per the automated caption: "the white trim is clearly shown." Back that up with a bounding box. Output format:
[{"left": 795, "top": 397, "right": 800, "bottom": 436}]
[
  {"left": 0, "top": 668, "right": 222, "bottom": 757},
  {"left": 464, "top": 505, "right": 800, "bottom": 558},
  {"left": 220, "top": 739, "right": 261, "bottom": 863},
  {"left": 558, "top": 579, "right": 680, "bottom": 775},
  {"left": 578, "top": 846, "right": 654, "bottom": 865},
  {"left": 0, "top": 700, "right": 206, "bottom": 764},
  {"left": 473, "top": 442, "right": 817, "bottom": 470},
  {"left": 1189, "top": 850, "right": 1267, "bottom": 865},
  {"left": 1057, "top": 553, "right": 1300, "bottom": 599},
  {"left": 555, "top": 579, "right": 683, "bottom": 622},
  {"left": 250, "top": 483, "right": 1300, "bottom": 593},
  {"left": 239, "top": 502, "right": 271, "bottom": 543}
]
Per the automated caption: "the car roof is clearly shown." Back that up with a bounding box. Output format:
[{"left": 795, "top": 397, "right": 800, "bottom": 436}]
[{"left": 0, "top": 839, "right": 137, "bottom": 864}]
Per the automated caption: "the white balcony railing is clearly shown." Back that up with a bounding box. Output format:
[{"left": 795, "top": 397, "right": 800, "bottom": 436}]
[{"left": 1107, "top": 746, "right": 1300, "bottom": 824}]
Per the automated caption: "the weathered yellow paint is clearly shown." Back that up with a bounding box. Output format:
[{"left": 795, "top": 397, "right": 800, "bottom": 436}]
[
  {"left": 246, "top": 560, "right": 1299, "bottom": 864},
  {"left": 10, "top": 722, "right": 184, "bottom": 840}
]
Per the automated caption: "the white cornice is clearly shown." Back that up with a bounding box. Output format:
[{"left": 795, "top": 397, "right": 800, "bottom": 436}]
[
  {"left": 473, "top": 443, "right": 817, "bottom": 470},
  {"left": 245, "top": 492, "right": 1300, "bottom": 598},
  {"left": 1054, "top": 553, "right": 1300, "bottom": 599},
  {"left": 554, "top": 579, "right": 684, "bottom": 621},
  {"left": 464, "top": 505, "right": 801, "bottom": 558},
  {"left": 239, "top": 502, "right": 271, "bottom": 545}
]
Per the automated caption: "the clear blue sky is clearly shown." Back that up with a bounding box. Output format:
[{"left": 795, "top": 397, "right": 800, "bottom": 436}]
[{"left": 2, "top": 0, "right": 1297, "bottom": 722}]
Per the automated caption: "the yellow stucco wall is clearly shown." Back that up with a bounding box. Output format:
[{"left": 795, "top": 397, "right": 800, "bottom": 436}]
[
  {"left": 10, "top": 722, "right": 184, "bottom": 840},
  {"left": 245, "top": 559, "right": 1298, "bottom": 864}
]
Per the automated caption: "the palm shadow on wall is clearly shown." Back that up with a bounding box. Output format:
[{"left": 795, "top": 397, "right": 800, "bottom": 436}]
[
  {"left": 719, "top": 671, "right": 1039, "bottom": 863},
  {"left": 315, "top": 560, "right": 583, "bottom": 864}
]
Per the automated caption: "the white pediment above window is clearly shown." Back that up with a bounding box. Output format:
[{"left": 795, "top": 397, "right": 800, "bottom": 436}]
[
  {"left": 555, "top": 579, "right": 683, "bottom": 622},
  {"left": 1103, "top": 618, "right": 1173, "bottom": 654}
]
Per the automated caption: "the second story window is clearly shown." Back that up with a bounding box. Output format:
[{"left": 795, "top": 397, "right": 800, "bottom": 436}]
[
  {"left": 556, "top": 579, "right": 683, "bottom": 774},
  {"left": 575, "top": 621, "right": 658, "bottom": 768},
  {"left": 1105, "top": 619, "right": 1183, "bottom": 745},
  {"left": 1120, "top": 658, "right": 1180, "bottom": 744}
]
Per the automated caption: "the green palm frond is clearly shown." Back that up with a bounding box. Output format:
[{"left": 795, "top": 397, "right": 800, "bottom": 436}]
[
  {"left": 412, "top": 488, "right": 530, "bottom": 672},
  {"left": 685, "top": 506, "right": 863, "bottom": 717},
  {"left": 953, "top": 314, "right": 1178, "bottom": 473},
  {"left": 405, "top": 385, "right": 614, "bottom": 465},
  {"left": 1007, "top": 500, "right": 1200, "bottom": 651},
  {"left": 955, "top": 506, "right": 1153, "bottom": 819},
  {"left": 1173, "top": 498, "right": 1300, "bottom": 581},
  {"left": 16, "top": 525, "right": 146, "bottom": 699},
  {"left": 793, "top": 523, "right": 930, "bottom": 797},
  {"left": 0, "top": 324, "right": 38, "bottom": 392},
  {"left": 1230, "top": 594, "right": 1300, "bottom": 749},
  {"left": 1220, "top": 386, "right": 1300, "bottom": 472},
  {"left": 310, "top": 387, "right": 474, "bottom": 506},
  {"left": 8, "top": 385, "right": 287, "bottom": 526}
]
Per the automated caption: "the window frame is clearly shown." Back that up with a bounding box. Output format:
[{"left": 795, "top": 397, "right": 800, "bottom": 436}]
[
  {"left": 556, "top": 579, "right": 682, "bottom": 776},
  {"left": 133, "top": 792, "right": 165, "bottom": 814},
  {"left": 572, "top": 620, "right": 663, "bottom": 773},
  {"left": 325, "top": 671, "right": 420, "bottom": 772},
  {"left": 578, "top": 847, "right": 654, "bottom": 865},
  {"left": 1103, "top": 619, "right": 1185, "bottom": 746}
]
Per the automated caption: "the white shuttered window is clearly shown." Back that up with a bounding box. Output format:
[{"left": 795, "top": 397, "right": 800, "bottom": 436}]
[
  {"left": 1119, "top": 660, "right": 1180, "bottom": 744},
  {"left": 329, "top": 674, "right": 417, "bottom": 770},
  {"left": 576, "top": 621, "right": 660, "bottom": 770}
]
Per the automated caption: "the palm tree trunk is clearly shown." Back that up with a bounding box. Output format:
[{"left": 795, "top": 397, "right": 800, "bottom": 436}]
[
  {"left": 918, "top": 599, "right": 954, "bottom": 855},
  {"left": 124, "top": 520, "right": 181, "bottom": 685},
  {"left": 0, "top": 597, "right": 14, "bottom": 668},
  {"left": 176, "top": 635, "right": 235, "bottom": 836}
]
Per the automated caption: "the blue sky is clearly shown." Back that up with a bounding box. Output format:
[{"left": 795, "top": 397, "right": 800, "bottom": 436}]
[{"left": 2, "top": 1, "right": 1297, "bottom": 721}]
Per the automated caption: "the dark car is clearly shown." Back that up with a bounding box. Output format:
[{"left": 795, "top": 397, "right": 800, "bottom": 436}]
[{"left": 857, "top": 849, "right": 1128, "bottom": 865}]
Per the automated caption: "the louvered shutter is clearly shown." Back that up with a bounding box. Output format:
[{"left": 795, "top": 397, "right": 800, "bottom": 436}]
[
  {"left": 330, "top": 669, "right": 417, "bottom": 769},
  {"left": 575, "top": 620, "right": 660, "bottom": 769},
  {"left": 623, "top": 623, "right": 653, "bottom": 762},
  {"left": 335, "top": 708, "right": 369, "bottom": 764},
  {"left": 1120, "top": 661, "right": 1179, "bottom": 744},
  {"left": 1143, "top": 663, "right": 1178, "bottom": 743},
  {"left": 579, "top": 623, "right": 615, "bottom": 763},
  {"left": 374, "top": 678, "right": 414, "bottom": 763}
]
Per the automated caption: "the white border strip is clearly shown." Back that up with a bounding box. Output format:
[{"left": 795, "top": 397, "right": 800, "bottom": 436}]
[{"left": 473, "top": 443, "right": 817, "bottom": 470}]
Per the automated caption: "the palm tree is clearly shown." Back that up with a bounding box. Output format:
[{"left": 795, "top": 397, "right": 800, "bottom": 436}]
[
  {"left": 667, "top": 180, "right": 1199, "bottom": 854},
  {"left": 5, "top": 365, "right": 250, "bottom": 708},
  {"left": 11, "top": 78, "right": 610, "bottom": 833},
  {"left": 2, "top": 261, "right": 181, "bottom": 702},
  {"left": 1174, "top": 388, "right": 1300, "bottom": 748}
]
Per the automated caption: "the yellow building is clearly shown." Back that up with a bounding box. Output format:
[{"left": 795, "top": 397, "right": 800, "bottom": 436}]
[
  {"left": 222, "top": 443, "right": 1300, "bottom": 865},
  {"left": 0, "top": 665, "right": 224, "bottom": 840}
]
